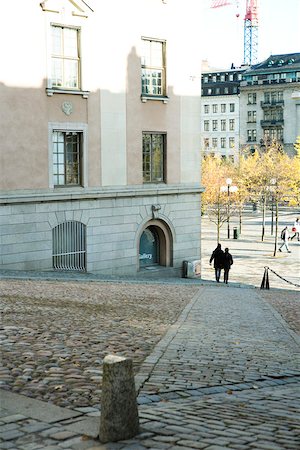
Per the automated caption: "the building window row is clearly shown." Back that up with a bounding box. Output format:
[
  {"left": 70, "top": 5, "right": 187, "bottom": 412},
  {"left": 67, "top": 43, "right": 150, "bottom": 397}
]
[
  {"left": 263, "top": 110, "right": 283, "bottom": 121},
  {"left": 204, "top": 137, "right": 235, "bottom": 149},
  {"left": 202, "top": 86, "right": 238, "bottom": 96},
  {"left": 263, "top": 91, "right": 283, "bottom": 104},
  {"left": 264, "top": 128, "right": 283, "bottom": 141},
  {"left": 203, "top": 119, "right": 235, "bottom": 131},
  {"left": 50, "top": 25, "right": 167, "bottom": 99},
  {"left": 52, "top": 130, "right": 166, "bottom": 187},
  {"left": 203, "top": 103, "right": 235, "bottom": 114},
  {"left": 203, "top": 72, "right": 243, "bottom": 83}
]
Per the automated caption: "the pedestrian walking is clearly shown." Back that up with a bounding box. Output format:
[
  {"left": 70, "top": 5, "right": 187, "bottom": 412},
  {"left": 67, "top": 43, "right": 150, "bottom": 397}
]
[
  {"left": 279, "top": 226, "right": 291, "bottom": 253},
  {"left": 223, "top": 248, "right": 233, "bottom": 284},
  {"left": 290, "top": 218, "right": 300, "bottom": 241},
  {"left": 209, "top": 243, "right": 224, "bottom": 282}
]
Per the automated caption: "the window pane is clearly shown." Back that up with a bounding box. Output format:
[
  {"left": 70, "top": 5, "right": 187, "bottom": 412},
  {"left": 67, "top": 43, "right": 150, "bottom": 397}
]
[
  {"left": 64, "top": 60, "right": 78, "bottom": 88},
  {"left": 151, "top": 41, "right": 163, "bottom": 66},
  {"left": 52, "top": 26, "right": 62, "bottom": 55},
  {"left": 51, "top": 59, "right": 63, "bottom": 87},
  {"left": 64, "top": 28, "right": 78, "bottom": 57}
]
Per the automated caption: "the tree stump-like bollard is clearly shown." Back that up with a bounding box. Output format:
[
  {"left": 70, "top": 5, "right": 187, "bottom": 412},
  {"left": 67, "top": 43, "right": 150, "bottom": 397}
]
[{"left": 99, "top": 355, "right": 139, "bottom": 443}]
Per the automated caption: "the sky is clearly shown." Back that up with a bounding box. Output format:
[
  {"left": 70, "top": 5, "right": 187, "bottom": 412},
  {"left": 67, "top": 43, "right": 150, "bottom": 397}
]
[{"left": 201, "top": 0, "right": 300, "bottom": 69}]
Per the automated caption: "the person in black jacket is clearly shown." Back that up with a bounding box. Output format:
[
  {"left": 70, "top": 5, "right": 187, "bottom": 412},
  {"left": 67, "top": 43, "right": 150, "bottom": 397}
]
[
  {"left": 223, "top": 247, "right": 233, "bottom": 284},
  {"left": 209, "top": 243, "right": 224, "bottom": 282}
]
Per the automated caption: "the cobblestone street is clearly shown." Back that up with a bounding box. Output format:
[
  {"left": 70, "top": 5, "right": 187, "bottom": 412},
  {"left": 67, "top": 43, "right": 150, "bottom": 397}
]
[
  {"left": 1, "top": 279, "right": 299, "bottom": 449},
  {"left": 0, "top": 280, "right": 198, "bottom": 409}
]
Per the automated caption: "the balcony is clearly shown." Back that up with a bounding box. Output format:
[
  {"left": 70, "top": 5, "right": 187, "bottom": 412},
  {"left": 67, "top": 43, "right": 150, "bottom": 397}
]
[
  {"left": 260, "top": 100, "right": 284, "bottom": 108},
  {"left": 260, "top": 119, "right": 284, "bottom": 127}
]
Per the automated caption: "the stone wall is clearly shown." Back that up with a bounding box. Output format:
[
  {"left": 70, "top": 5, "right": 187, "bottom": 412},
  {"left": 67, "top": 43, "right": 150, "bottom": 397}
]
[{"left": 0, "top": 186, "right": 202, "bottom": 275}]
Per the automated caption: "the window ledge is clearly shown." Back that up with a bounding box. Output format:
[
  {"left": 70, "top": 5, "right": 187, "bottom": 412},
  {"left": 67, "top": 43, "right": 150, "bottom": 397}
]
[
  {"left": 141, "top": 95, "right": 169, "bottom": 104},
  {"left": 46, "top": 88, "right": 89, "bottom": 99}
]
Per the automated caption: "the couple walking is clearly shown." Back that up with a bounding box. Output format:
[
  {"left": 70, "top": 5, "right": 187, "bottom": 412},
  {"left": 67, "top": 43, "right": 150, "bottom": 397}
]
[{"left": 209, "top": 244, "right": 233, "bottom": 284}]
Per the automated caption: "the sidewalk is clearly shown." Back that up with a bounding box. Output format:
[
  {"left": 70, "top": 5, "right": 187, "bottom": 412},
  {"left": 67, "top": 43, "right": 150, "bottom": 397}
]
[{"left": 1, "top": 284, "right": 299, "bottom": 449}]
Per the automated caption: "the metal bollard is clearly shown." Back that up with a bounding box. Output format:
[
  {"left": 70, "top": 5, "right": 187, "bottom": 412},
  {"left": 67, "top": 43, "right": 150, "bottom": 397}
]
[{"left": 99, "top": 355, "right": 139, "bottom": 443}]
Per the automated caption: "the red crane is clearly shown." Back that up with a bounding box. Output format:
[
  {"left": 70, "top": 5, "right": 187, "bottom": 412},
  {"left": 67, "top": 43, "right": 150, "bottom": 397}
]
[{"left": 210, "top": 0, "right": 259, "bottom": 65}]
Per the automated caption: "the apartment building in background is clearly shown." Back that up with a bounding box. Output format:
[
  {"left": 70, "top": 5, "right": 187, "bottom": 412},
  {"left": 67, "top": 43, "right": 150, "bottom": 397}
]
[
  {"left": 201, "top": 53, "right": 300, "bottom": 161},
  {"left": 201, "top": 67, "right": 247, "bottom": 161},
  {"left": 0, "top": 0, "right": 203, "bottom": 276},
  {"left": 240, "top": 53, "right": 300, "bottom": 155}
]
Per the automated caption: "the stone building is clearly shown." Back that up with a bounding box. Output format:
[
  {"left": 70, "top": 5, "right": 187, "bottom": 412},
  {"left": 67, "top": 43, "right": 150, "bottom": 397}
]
[
  {"left": 240, "top": 53, "right": 300, "bottom": 155},
  {"left": 0, "top": 0, "right": 203, "bottom": 276},
  {"left": 201, "top": 67, "right": 247, "bottom": 162}
]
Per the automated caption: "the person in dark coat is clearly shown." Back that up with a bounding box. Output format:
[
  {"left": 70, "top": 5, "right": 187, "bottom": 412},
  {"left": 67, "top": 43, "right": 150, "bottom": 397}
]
[
  {"left": 223, "top": 247, "right": 233, "bottom": 284},
  {"left": 209, "top": 243, "right": 224, "bottom": 282}
]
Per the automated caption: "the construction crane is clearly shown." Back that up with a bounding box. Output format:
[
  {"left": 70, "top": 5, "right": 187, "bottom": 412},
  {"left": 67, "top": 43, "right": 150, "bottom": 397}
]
[
  {"left": 243, "top": 0, "right": 258, "bottom": 65},
  {"left": 210, "top": 0, "right": 259, "bottom": 66}
]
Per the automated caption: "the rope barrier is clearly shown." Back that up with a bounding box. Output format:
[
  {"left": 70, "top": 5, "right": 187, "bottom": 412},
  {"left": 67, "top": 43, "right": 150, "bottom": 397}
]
[{"left": 260, "top": 266, "right": 300, "bottom": 289}]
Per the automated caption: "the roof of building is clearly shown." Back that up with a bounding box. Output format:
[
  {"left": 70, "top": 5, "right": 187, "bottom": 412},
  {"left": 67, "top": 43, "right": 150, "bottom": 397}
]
[{"left": 246, "top": 53, "right": 300, "bottom": 74}]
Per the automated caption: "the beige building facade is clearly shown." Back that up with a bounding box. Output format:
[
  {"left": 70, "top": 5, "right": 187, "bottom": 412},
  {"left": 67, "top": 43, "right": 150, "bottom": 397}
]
[{"left": 0, "top": 0, "right": 203, "bottom": 275}]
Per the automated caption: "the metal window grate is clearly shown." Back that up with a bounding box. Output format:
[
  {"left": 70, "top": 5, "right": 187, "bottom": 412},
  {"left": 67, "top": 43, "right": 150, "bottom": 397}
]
[{"left": 52, "top": 221, "right": 86, "bottom": 271}]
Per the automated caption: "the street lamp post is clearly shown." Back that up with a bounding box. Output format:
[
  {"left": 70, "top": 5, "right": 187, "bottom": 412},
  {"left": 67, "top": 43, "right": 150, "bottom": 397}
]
[
  {"left": 221, "top": 178, "right": 238, "bottom": 239},
  {"left": 270, "top": 178, "right": 276, "bottom": 236}
]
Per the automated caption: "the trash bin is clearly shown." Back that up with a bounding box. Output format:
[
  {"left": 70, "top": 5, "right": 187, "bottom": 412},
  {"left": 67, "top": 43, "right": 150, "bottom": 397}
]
[{"left": 233, "top": 227, "right": 239, "bottom": 239}]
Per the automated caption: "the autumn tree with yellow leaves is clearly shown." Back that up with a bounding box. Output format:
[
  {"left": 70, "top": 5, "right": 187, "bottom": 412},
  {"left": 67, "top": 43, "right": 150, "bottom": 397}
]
[{"left": 201, "top": 155, "right": 239, "bottom": 242}]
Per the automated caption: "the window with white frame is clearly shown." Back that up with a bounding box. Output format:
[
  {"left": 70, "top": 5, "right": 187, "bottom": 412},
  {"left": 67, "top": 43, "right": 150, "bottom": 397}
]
[
  {"left": 247, "top": 129, "right": 257, "bottom": 142},
  {"left": 212, "top": 138, "right": 218, "bottom": 148},
  {"left": 204, "top": 120, "right": 209, "bottom": 131},
  {"left": 229, "top": 137, "right": 235, "bottom": 148},
  {"left": 204, "top": 138, "right": 210, "bottom": 148},
  {"left": 221, "top": 103, "right": 226, "bottom": 113},
  {"left": 229, "top": 103, "right": 235, "bottom": 112},
  {"left": 212, "top": 104, "right": 218, "bottom": 113},
  {"left": 221, "top": 119, "right": 226, "bottom": 131},
  {"left": 143, "top": 133, "right": 165, "bottom": 183},
  {"left": 204, "top": 104, "right": 209, "bottom": 114},
  {"left": 221, "top": 137, "right": 226, "bottom": 148},
  {"left": 52, "top": 131, "right": 82, "bottom": 186},
  {"left": 212, "top": 120, "right": 218, "bottom": 131},
  {"left": 229, "top": 119, "right": 235, "bottom": 131},
  {"left": 141, "top": 38, "right": 166, "bottom": 97},
  {"left": 51, "top": 25, "right": 80, "bottom": 89}
]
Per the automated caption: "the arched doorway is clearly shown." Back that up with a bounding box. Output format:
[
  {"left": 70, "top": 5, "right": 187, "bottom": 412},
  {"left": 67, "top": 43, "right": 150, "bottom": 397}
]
[
  {"left": 139, "top": 226, "right": 159, "bottom": 267},
  {"left": 138, "top": 220, "right": 173, "bottom": 269}
]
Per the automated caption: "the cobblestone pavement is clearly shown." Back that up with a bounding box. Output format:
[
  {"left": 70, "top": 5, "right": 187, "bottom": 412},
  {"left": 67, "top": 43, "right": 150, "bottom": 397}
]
[
  {"left": 0, "top": 280, "right": 198, "bottom": 408},
  {"left": 1, "top": 282, "right": 299, "bottom": 449}
]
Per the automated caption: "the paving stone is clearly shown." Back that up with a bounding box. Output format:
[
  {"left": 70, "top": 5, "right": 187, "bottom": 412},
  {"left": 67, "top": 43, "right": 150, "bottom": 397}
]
[
  {"left": 21, "top": 422, "right": 52, "bottom": 433},
  {"left": 1, "top": 415, "right": 27, "bottom": 424},
  {"left": 50, "top": 430, "right": 79, "bottom": 440},
  {"left": 0, "top": 429, "right": 25, "bottom": 440}
]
